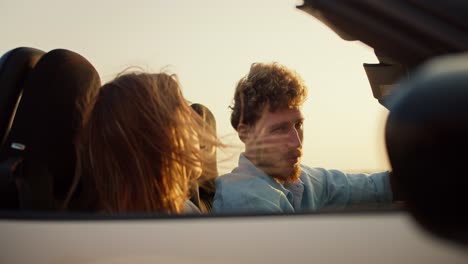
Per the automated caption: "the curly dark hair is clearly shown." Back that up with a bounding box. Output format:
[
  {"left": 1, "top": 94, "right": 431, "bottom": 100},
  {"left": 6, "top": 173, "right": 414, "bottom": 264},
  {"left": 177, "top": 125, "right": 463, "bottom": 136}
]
[{"left": 230, "top": 62, "right": 308, "bottom": 130}]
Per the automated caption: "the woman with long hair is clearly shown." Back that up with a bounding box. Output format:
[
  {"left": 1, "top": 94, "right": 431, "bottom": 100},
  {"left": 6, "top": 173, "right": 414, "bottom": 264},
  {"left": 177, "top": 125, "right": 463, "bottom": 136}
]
[{"left": 76, "top": 71, "right": 221, "bottom": 214}]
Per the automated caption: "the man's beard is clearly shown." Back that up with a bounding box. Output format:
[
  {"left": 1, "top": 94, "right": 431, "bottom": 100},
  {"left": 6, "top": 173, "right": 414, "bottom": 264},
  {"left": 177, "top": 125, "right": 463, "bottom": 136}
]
[
  {"left": 269, "top": 162, "right": 302, "bottom": 183},
  {"left": 255, "top": 148, "right": 303, "bottom": 183}
]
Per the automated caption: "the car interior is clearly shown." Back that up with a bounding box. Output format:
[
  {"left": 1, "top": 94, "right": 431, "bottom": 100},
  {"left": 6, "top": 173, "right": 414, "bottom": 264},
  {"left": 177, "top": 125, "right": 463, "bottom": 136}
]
[
  {"left": 0, "top": 48, "right": 101, "bottom": 211},
  {"left": 1, "top": 0, "right": 468, "bottom": 263}
]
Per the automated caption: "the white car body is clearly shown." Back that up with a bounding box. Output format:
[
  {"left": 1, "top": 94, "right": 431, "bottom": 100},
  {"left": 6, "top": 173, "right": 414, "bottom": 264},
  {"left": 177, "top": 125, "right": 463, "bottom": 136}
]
[{"left": 2, "top": 212, "right": 468, "bottom": 263}]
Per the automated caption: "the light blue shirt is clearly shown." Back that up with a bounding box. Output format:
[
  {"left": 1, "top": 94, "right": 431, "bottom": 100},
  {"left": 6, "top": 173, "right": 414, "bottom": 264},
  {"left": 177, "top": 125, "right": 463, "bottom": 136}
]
[{"left": 213, "top": 154, "right": 393, "bottom": 213}]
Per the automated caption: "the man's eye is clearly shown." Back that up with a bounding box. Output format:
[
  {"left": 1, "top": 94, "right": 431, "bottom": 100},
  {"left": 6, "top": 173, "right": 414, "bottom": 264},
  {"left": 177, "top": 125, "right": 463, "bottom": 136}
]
[{"left": 295, "top": 122, "right": 303, "bottom": 130}]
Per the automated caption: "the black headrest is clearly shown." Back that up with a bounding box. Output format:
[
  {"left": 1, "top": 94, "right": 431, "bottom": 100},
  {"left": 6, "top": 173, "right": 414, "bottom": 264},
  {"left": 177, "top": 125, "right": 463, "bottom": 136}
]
[
  {"left": 385, "top": 52, "right": 468, "bottom": 245},
  {"left": 0, "top": 48, "right": 101, "bottom": 210},
  {"left": 0, "top": 47, "right": 45, "bottom": 147}
]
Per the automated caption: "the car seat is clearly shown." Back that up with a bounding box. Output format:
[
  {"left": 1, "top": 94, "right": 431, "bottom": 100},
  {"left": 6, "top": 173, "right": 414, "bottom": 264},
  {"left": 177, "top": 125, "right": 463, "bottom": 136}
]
[
  {"left": 0, "top": 47, "right": 46, "bottom": 148},
  {"left": 0, "top": 47, "right": 101, "bottom": 210},
  {"left": 0, "top": 47, "right": 46, "bottom": 208},
  {"left": 385, "top": 52, "right": 468, "bottom": 245}
]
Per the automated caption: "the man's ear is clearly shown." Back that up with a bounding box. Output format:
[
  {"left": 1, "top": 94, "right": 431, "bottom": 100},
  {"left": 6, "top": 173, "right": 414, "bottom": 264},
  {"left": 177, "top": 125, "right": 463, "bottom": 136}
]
[{"left": 237, "top": 123, "right": 251, "bottom": 143}]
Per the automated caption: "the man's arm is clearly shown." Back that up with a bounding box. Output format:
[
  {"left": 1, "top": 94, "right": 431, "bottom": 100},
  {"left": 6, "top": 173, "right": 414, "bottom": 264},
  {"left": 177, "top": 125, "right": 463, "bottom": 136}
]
[{"left": 321, "top": 169, "right": 393, "bottom": 209}]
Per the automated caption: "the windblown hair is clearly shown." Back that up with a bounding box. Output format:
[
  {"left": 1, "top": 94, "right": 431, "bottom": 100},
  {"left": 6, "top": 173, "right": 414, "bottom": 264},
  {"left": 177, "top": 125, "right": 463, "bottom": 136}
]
[
  {"left": 76, "top": 71, "right": 220, "bottom": 214},
  {"left": 230, "top": 62, "right": 308, "bottom": 130},
  {"left": 190, "top": 103, "right": 219, "bottom": 212}
]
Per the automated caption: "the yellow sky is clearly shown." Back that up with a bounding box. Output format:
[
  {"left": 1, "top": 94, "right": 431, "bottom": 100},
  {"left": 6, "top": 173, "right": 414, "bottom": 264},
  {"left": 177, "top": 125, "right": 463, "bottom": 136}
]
[{"left": 1, "top": 0, "right": 391, "bottom": 174}]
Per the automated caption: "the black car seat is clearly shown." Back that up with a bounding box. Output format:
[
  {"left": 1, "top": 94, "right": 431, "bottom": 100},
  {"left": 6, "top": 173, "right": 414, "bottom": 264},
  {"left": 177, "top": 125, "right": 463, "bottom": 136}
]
[
  {"left": 0, "top": 48, "right": 101, "bottom": 210},
  {"left": 190, "top": 103, "right": 219, "bottom": 213},
  {"left": 0, "top": 47, "right": 46, "bottom": 209},
  {"left": 385, "top": 52, "right": 468, "bottom": 245},
  {"left": 0, "top": 47, "right": 45, "bottom": 148}
]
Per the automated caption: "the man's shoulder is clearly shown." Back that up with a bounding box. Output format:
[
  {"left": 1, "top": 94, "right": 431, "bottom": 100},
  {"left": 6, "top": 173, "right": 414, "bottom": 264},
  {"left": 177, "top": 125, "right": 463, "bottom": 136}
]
[
  {"left": 213, "top": 171, "right": 289, "bottom": 213},
  {"left": 299, "top": 165, "right": 329, "bottom": 181},
  {"left": 216, "top": 171, "right": 273, "bottom": 190},
  {"left": 215, "top": 168, "right": 291, "bottom": 204}
]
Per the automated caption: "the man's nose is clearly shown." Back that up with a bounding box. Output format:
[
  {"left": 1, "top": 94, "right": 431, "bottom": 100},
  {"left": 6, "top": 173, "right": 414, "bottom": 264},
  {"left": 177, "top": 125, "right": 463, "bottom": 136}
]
[{"left": 288, "top": 128, "right": 302, "bottom": 148}]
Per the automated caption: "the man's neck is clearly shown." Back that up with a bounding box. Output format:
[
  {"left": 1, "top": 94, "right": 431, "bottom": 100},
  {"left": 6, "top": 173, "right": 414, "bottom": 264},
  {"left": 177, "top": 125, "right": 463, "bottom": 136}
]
[{"left": 273, "top": 177, "right": 285, "bottom": 185}]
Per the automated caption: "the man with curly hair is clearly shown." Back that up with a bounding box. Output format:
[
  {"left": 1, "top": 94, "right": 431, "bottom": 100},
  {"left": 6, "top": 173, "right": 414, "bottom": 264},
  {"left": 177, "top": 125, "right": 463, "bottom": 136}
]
[{"left": 213, "top": 62, "right": 393, "bottom": 213}]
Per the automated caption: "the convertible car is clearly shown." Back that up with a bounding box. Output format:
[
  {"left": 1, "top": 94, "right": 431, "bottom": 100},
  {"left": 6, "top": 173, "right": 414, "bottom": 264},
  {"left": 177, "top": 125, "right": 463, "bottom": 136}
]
[{"left": 1, "top": 0, "right": 468, "bottom": 263}]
